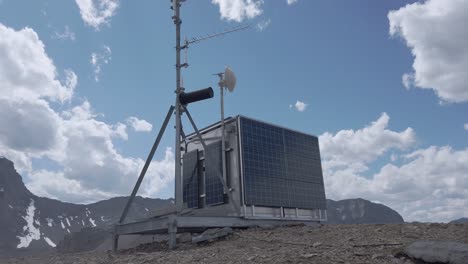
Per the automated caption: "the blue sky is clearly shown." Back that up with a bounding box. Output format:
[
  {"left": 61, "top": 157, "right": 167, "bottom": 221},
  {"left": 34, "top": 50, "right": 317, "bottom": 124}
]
[{"left": 0, "top": 0, "right": 466, "bottom": 222}]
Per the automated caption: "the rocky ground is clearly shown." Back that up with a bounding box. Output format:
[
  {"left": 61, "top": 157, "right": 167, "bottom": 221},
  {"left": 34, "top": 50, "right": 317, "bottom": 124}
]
[{"left": 4, "top": 222, "right": 468, "bottom": 264}]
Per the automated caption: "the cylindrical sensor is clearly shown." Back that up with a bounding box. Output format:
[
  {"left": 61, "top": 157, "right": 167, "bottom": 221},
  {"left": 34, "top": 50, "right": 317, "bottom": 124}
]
[{"left": 179, "top": 87, "right": 214, "bottom": 105}]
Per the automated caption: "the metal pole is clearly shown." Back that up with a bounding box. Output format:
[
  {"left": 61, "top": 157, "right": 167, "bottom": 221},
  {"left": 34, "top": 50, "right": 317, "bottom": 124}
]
[
  {"left": 118, "top": 105, "right": 175, "bottom": 224},
  {"left": 173, "top": 0, "right": 183, "bottom": 212},
  {"left": 220, "top": 85, "right": 227, "bottom": 194}
]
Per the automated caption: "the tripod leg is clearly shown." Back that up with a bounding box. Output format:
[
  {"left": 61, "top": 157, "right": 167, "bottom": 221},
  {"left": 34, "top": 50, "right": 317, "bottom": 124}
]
[{"left": 118, "top": 105, "right": 175, "bottom": 224}]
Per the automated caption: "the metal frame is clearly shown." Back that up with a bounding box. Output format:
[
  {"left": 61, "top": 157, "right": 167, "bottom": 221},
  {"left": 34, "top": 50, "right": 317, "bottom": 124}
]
[{"left": 114, "top": 214, "right": 319, "bottom": 250}]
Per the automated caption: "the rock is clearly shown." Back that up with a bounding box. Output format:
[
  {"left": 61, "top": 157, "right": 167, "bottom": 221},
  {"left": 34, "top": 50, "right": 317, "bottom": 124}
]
[
  {"left": 302, "top": 253, "right": 319, "bottom": 258},
  {"left": 258, "top": 225, "right": 275, "bottom": 230},
  {"left": 312, "top": 242, "right": 322, "bottom": 247},
  {"left": 371, "top": 253, "right": 384, "bottom": 259},
  {"left": 192, "top": 227, "right": 233, "bottom": 243},
  {"left": 403, "top": 241, "right": 468, "bottom": 264}
]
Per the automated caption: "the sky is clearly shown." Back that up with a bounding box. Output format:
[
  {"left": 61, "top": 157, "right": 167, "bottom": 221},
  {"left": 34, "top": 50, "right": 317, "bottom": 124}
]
[{"left": 0, "top": 0, "right": 467, "bottom": 223}]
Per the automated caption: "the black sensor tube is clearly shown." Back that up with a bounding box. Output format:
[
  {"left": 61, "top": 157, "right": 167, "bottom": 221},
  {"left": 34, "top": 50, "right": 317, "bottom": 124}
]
[{"left": 179, "top": 87, "right": 214, "bottom": 105}]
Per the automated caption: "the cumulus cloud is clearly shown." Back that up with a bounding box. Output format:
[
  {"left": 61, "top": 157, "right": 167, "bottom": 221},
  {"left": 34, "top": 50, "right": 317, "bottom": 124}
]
[
  {"left": 0, "top": 24, "right": 76, "bottom": 103},
  {"left": 290, "top": 100, "right": 307, "bottom": 112},
  {"left": 370, "top": 146, "right": 468, "bottom": 222},
  {"left": 0, "top": 98, "right": 61, "bottom": 154},
  {"left": 75, "top": 0, "right": 119, "bottom": 30},
  {"left": 52, "top": 26, "right": 76, "bottom": 41},
  {"left": 212, "top": 0, "right": 263, "bottom": 22},
  {"left": 320, "top": 113, "right": 467, "bottom": 222},
  {"left": 320, "top": 113, "right": 415, "bottom": 168},
  {"left": 287, "top": 0, "right": 298, "bottom": 5},
  {"left": 389, "top": 0, "right": 468, "bottom": 103},
  {"left": 464, "top": 123, "right": 468, "bottom": 131},
  {"left": 126, "top": 117, "right": 153, "bottom": 132},
  {"left": 256, "top": 19, "right": 271, "bottom": 31},
  {"left": 90, "top": 45, "right": 111, "bottom": 82},
  {"left": 0, "top": 23, "right": 174, "bottom": 204}
]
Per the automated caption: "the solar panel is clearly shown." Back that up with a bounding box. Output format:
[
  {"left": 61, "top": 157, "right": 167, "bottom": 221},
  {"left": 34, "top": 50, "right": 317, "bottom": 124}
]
[
  {"left": 204, "top": 141, "right": 225, "bottom": 205},
  {"left": 182, "top": 150, "right": 199, "bottom": 208},
  {"left": 240, "top": 117, "right": 326, "bottom": 209}
]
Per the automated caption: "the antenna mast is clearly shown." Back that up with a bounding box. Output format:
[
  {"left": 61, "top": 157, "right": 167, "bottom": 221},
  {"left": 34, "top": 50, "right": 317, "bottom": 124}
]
[
  {"left": 172, "top": 0, "right": 183, "bottom": 212},
  {"left": 172, "top": 1, "right": 248, "bottom": 210}
]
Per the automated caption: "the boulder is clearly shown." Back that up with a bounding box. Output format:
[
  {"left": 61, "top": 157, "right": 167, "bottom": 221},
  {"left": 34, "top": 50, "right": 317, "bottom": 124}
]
[
  {"left": 192, "top": 227, "right": 233, "bottom": 243},
  {"left": 403, "top": 241, "right": 468, "bottom": 264}
]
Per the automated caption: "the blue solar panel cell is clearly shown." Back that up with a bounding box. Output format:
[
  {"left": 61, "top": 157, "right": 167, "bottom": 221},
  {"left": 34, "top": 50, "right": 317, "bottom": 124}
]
[{"left": 240, "top": 116, "right": 326, "bottom": 209}]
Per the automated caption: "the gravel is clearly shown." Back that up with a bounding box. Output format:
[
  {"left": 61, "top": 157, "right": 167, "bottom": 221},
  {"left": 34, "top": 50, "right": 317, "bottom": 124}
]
[{"left": 4, "top": 222, "right": 468, "bottom": 264}]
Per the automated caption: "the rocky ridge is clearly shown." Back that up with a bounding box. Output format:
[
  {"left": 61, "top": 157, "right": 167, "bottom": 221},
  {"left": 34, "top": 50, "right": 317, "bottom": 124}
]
[{"left": 0, "top": 157, "right": 172, "bottom": 257}]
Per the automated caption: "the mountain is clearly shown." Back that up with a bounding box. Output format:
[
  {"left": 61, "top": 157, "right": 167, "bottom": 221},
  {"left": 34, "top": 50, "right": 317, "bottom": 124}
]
[
  {"left": 326, "top": 198, "right": 404, "bottom": 224},
  {"left": 450, "top": 218, "right": 468, "bottom": 224},
  {"left": 0, "top": 157, "right": 173, "bottom": 258}
]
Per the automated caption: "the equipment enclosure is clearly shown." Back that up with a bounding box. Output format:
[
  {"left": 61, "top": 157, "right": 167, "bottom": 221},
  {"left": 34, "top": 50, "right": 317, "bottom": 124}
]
[{"left": 181, "top": 116, "right": 327, "bottom": 221}]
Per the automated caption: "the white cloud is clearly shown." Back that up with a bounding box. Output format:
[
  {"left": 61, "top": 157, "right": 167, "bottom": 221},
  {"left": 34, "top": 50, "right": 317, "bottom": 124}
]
[
  {"left": 464, "top": 123, "right": 468, "bottom": 131},
  {"left": 212, "top": 0, "right": 263, "bottom": 22},
  {"left": 126, "top": 117, "right": 153, "bottom": 132},
  {"left": 53, "top": 26, "right": 76, "bottom": 41},
  {"left": 401, "top": 73, "right": 413, "bottom": 90},
  {"left": 320, "top": 113, "right": 467, "bottom": 222},
  {"left": 287, "top": 0, "right": 298, "bottom": 5},
  {"left": 0, "top": 23, "right": 174, "bottom": 204},
  {"left": 370, "top": 146, "right": 468, "bottom": 222},
  {"left": 75, "top": 0, "right": 119, "bottom": 30},
  {"left": 389, "top": 0, "right": 468, "bottom": 103},
  {"left": 292, "top": 100, "right": 307, "bottom": 112},
  {"left": 0, "top": 24, "right": 76, "bottom": 103},
  {"left": 320, "top": 113, "right": 415, "bottom": 168},
  {"left": 256, "top": 19, "right": 271, "bottom": 31},
  {"left": 90, "top": 45, "right": 111, "bottom": 82},
  {"left": 0, "top": 98, "right": 61, "bottom": 154}
]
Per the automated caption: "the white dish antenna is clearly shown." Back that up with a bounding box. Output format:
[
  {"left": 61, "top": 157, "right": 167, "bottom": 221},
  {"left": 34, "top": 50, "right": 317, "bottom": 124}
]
[{"left": 223, "top": 67, "right": 237, "bottom": 92}]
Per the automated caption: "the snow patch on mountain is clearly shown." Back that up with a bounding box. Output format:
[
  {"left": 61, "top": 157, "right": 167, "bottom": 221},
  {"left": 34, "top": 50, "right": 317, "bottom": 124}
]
[
  {"left": 89, "top": 218, "right": 96, "bottom": 227},
  {"left": 43, "top": 237, "right": 56, "bottom": 247},
  {"left": 16, "top": 199, "right": 41, "bottom": 248},
  {"left": 46, "top": 218, "right": 54, "bottom": 227}
]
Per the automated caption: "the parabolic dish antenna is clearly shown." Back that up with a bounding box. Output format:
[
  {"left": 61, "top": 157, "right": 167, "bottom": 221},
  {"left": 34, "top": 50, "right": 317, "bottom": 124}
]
[{"left": 224, "top": 67, "right": 236, "bottom": 92}]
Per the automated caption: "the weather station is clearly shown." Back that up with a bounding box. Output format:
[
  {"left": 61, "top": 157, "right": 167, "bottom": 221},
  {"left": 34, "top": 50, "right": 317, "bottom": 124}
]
[{"left": 113, "top": 0, "right": 327, "bottom": 250}]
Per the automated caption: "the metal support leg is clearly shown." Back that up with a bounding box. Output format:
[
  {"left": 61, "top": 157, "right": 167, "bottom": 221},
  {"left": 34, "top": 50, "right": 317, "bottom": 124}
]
[
  {"left": 118, "top": 105, "right": 175, "bottom": 224},
  {"left": 112, "top": 234, "right": 119, "bottom": 252},
  {"left": 168, "top": 220, "right": 178, "bottom": 249}
]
